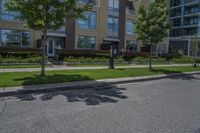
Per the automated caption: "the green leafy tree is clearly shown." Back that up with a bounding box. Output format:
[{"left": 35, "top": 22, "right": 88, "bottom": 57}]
[
  {"left": 135, "top": 0, "right": 170, "bottom": 69},
  {"left": 6, "top": 0, "right": 92, "bottom": 76}
]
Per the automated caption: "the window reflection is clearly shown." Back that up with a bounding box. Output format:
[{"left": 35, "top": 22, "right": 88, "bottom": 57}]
[
  {"left": 0, "top": 29, "right": 31, "bottom": 48},
  {"left": 78, "top": 11, "right": 96, "bottom": 30},
  {"left": 78, "top": 35, "right": 96, "bottom": 49}
]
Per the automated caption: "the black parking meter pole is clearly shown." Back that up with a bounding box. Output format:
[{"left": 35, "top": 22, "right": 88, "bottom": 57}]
[{"left": 109, "top": 44, "right": 115, "bottom": 69}]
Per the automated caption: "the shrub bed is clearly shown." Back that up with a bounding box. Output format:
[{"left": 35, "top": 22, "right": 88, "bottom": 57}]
[
  {"left": 0, "top": 55, "right": 43, "bottom": 64},
  {"left": 63, "top": 55, "right": 200, "bottom": 65},
  {"left": 171, "top": 56, "right": 200, "bottom": 64},
  {"left": 0, "top": 48, "right": 41, "bottom": 58},
  {"left": 58, "top": 49, "right": 110, "bottom": 61}
]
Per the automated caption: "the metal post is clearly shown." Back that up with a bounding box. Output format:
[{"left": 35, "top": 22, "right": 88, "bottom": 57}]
[
  {"left": 109, "top": 44, "right": 115, "bottom": 69},
  {"left": 193, "top": 35, "right": 198, "bottom": 67}
]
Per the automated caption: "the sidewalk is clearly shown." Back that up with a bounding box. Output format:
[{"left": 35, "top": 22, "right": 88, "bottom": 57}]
[
  {"left": 0, "top": 71, "right": 199, "bottom": 97},
  {"left": 0, "top": 64, "right": 192, "bottom": 73}
]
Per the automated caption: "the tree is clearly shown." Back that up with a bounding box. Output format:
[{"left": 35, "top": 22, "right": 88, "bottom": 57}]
[
  {"left": 6, "top": 0, "right": 92, "bottom": 76},
  {"left": 135, "top": 0, "right": 170, "bottom": 69}
]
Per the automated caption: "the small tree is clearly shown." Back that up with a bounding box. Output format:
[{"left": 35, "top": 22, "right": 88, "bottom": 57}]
[
  {"left": 6, "top": 0, "right": 92, "bottom": 76},
  {"left": 135, "top": 0, "right": 170, "bottom": 69}
]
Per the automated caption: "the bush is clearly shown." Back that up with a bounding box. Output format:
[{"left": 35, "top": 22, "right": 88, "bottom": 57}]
[
  {"left": 0, "top": 55, "right": 43, "bottom": 64},
  {"left": 0, "top": 48, "right": 41, "bottom": 58},
  {"left": 58, "top": 50, "right": 110, "bottom": 61},
  {"left": 171, "top": 56, "right": 200, "bottom": 64},
  {"left": 160, "top": 53, "right": 182, "bottom": 62},
  {"left": 63, "top": 56, "right": 110, "bottom": 64}
]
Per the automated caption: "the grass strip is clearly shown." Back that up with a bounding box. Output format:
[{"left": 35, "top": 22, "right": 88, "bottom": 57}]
[{"left": 0, "top": 66, "right": 199, "bottom": 87}]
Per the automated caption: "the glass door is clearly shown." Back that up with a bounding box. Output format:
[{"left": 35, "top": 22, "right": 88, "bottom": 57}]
[{"left": 47, "top": 39, "right": 55, "bottom": 57}]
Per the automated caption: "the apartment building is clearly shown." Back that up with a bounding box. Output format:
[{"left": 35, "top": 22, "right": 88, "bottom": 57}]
[
  {"left": 169, "top": 0, "right": 200, "bottom": 55},
  {"left": 0, "top": 0, "right": 154, "bottom": 57}
]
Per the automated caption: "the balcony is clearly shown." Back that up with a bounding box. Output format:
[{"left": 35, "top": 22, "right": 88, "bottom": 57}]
[
  {"left": 184, "top": 9, "right": 200, "bottom": 15},
  {"left": 0, "top": 13, "right": 20, "bottom": 21},
  {"left": 184, "top": 0, "right": 200, "bottom": 4}
]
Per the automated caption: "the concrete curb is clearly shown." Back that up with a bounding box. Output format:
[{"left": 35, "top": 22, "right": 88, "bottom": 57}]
[{"left": 0, "top": 71, "right": 200, "bottom": 97}]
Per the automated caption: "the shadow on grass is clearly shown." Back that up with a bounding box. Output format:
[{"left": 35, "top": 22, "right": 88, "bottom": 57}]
[
  {"left": 15, "top": 85, "right": 128, "bottom": 106},
  {"left": 14, "top": 74, "right": 93, "bottom": 86},
  {"left": 150, "top": 68, "right": 182, "bottom": 74}
]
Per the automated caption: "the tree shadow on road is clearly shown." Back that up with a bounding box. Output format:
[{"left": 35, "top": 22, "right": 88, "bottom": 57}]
[
  {"left": 150, "top": 68, "right": 200, "bottom": 80},
  {"left": 14, "top": 79, "right": 128, "bottom": 106},
  {"left": 39, "top": 86, "right": 128, "bottom": 105}
]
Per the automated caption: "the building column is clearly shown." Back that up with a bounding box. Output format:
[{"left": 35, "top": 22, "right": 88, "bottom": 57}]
[{"left": 119, "top": 0, "right": 126, "bottom": 50}]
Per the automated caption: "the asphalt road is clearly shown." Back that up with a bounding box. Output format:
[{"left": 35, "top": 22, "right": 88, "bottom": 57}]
[{"left": 1, "top": 74, "right": 200, "bottom": 133}]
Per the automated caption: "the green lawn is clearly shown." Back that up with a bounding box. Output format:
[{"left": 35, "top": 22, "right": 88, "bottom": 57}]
[
  {"left": 0, "top": 66, "right": 199, "bottom": 88},
  {"left": 0, "top": 64, "right": 51, "bottom": 69}
]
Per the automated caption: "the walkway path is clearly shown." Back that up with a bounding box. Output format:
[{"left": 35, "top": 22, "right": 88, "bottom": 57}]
[{"left": 0, "top": 64, "right": 192, "bottom": 73}]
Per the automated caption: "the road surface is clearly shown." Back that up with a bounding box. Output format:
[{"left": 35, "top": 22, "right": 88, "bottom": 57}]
[{"left": 0, "top": 74, "right": 200, "bottom": 133}]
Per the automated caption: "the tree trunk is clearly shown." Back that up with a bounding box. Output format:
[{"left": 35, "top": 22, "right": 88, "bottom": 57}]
[
  {"left": 149, "top": 42, "right": 153, "bottom": 70},
  {"left": 41, "top": 30, "right": 47, "bottom": 77}
]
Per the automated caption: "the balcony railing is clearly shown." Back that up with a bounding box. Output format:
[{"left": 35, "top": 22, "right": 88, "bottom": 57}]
[
  {"left": 184, "top": 0, "right": 200, "bottom": 4},
  {"left": 184, "top": 8, "right": 200, "bottom": 15},
  {"left": 0, "top": 13, "right": 20, "bottom": 21}
]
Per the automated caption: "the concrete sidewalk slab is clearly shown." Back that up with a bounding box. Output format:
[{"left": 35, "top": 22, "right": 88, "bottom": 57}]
[
  {"left": 0, "top": 64, "right": 193, "bottom": 73},
  {"left": 0, "top": 71, "right": 200, "bottom": 97}
]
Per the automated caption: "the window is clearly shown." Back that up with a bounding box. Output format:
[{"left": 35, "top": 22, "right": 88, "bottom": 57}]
[
  {"left": 109, "top": 0, "right": 119, "bottom": 11},
  {"left": 126, "top": 20, "right": 135, "bottom": 35},
  {"left": 0, "top": 29, "right": 31, "bottom": 48},
  {"left": 126, "top": 40, "right": 138, "bottom": 52},
  {"left": 170, "top": 0, "right": 181, "bottom": 7},
  {"left": 0, "top": 0, "right": 19, "bottom": 21},
  {"left": 78, "top": 12, "right": 96, "bottom": 30},
  {"left": 22, "top": 31, "right": 31, "bottom": 47},
  {"left": 77, "top": 36, "right": 96, "bottom": 49},
  {"left": 77, "top": 0, "right": 96, "bottom": 4},
  {"left": 170, "top": 28, "right": 182, "bottom": 37},
  {"left": 108, "top": 16, "right": 119, "bottom": 37}
]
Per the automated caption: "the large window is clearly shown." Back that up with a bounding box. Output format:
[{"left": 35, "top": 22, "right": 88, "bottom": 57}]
[
  {"left": 0, "top": 29, "right": 31, "bottom": 48},
  {"left": 0, "top": 0, "right": 19, "bottom": 21},
  {"left": 108, "top": 16, "right": 119, "bottom": 37},
  {"left": 126, "top": 20, "right": 135, "bottom": 35},
  {"left": 109, "top": 0, "right": 119, "bottom": 11},
  {"left": 78, "top": 11, "right": 96, "bottom": 30},
  {"left": 77, "top": 35, "right": 96, "bottom": 49}
]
